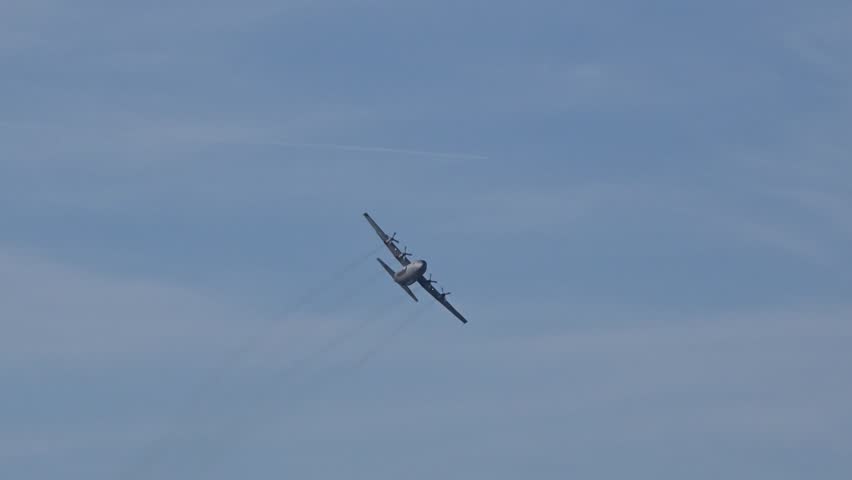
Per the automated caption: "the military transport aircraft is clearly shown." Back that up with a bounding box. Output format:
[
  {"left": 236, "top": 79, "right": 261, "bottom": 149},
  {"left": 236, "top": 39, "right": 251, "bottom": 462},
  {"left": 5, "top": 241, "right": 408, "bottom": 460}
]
[{"left": 363, "top": 212, "right": 468, "bottom": 324}]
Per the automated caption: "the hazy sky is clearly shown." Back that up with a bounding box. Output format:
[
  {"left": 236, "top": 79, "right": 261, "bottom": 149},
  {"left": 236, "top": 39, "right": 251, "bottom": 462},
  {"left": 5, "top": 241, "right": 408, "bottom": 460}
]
[{"left": 2, "top": 1, "right": 851, "bottom": 479}]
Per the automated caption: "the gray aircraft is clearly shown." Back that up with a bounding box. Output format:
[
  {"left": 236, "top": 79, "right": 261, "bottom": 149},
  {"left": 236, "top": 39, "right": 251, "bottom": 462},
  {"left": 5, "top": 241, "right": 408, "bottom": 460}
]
[{"left": 364, "top": 212, "right": 468, "bottom": 324}]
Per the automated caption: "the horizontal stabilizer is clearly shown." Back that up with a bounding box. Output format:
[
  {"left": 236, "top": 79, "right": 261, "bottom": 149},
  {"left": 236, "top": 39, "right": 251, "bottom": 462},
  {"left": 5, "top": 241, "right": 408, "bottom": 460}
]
[
  {"left": 377, "top": 257, "right": 395, "bottom": 276},
  {"left": 400, "top": 284, "right": 418, "bottom": 302}
]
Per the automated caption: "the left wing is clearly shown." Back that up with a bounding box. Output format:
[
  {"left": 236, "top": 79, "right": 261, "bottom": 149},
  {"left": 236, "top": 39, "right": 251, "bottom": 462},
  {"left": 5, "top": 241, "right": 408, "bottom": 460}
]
[
  {"left": 417, "top": 277, "right": 468, "bottom": 324},
  {"left": 363, "top": 212, "right": 410, "bottom": 266}
]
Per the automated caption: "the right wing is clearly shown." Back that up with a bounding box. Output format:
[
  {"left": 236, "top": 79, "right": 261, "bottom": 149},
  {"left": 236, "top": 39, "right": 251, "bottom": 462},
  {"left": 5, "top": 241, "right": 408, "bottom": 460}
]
[
  {"left": 417, "top": 277, "right": 468, "bottom": 324},
  {"left": 363, "top": 212, "right": 410, "bottom": 266}
]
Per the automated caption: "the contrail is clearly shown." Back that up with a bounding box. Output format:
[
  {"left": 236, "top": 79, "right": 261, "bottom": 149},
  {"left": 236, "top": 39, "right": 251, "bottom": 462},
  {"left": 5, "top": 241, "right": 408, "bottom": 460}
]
[
  {"left": 179, "top": 245, "right": 382, "bottom": 401},
  {"left": 187, "top": 297, "right": 412, "bottom": 477},
  {"left": 0, "top": 121, "right": 488, "bottom": 160},
  {"left": 266, "top": 294, "right": 408, "bottom": 378},
  {"left": 347, "top": 305, "right": 425, "bottom": 370},
  {"left": 250, "top": 267, "right": 386, "bottom": 367},
  {"left": 117, "top": 245, "right": 381, "bottom": 480},
  {"left": 262, "top": 141, "right": 488, "bottom": 160}
]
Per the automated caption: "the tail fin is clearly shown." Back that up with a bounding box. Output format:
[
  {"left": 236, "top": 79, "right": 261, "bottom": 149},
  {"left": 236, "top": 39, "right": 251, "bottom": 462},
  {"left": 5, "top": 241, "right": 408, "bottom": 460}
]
[
  {"left": 377, "top": 257, "right": 395, "bottom": 276},
  {"left": 377, "top": 258, "right": 418, "bottom": 302},
  {"left": 399, "top": 284, "right": 419, "bottom": 302}
]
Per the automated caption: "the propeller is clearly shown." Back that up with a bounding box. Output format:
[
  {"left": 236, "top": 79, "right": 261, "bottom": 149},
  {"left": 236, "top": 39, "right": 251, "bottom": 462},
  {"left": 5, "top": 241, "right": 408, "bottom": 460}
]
[
  {"left": 439, "top": 287, "right": 452, "bottom": 299},
  {"left": 400, "top": 246, "right": 412, "bottom": 259},
  {"left": 386, "top": 232, "right": 399, "bottom": 245},
  {"left": 425, "top": 274, "right": 438, "bottom": 285}
]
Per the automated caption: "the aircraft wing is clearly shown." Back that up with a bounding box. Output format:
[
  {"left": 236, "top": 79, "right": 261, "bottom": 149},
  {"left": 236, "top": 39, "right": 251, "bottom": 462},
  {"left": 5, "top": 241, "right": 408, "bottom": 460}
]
[
  {"left": 417, "top": 277, "right": 468, "bottom": 324},
  {"left": 363, "top": 213, "right": 410, "bottom": 266}
]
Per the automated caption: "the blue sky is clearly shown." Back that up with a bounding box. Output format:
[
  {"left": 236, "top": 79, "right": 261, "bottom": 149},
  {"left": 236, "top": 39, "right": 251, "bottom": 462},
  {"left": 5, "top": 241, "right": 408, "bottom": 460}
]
[{"left": 2, "top": 1, "right": 851, "bottom": 479}]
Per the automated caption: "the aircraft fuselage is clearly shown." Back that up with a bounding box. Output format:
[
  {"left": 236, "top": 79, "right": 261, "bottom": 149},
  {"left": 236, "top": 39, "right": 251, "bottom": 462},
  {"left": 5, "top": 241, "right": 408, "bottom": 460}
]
[{"left": 394, "top": 260, "right": 427, "bottom": 286}]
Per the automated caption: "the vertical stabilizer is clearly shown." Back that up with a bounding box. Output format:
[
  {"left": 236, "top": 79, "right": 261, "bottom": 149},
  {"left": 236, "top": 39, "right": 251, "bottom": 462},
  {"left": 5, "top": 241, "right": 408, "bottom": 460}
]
[{"left": 376, "top": 257, "right": 396, "bottom": 277}]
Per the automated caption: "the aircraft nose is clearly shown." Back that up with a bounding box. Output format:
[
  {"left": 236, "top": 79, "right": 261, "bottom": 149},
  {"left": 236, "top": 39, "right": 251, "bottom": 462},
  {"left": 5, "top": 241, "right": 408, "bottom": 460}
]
[{"left": 420, "top": 260, "right": 427, "bottom": 272}]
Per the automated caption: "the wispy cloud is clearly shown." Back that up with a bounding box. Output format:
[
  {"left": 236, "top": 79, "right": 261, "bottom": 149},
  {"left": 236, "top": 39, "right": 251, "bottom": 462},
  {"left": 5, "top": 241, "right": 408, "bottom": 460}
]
[
  {"left": 4, "top": 1, "right": 852, "bottom": 478},
  {"left": 0, "top": 248, "right": 367, "bottom": 366},
  {"left": 255, "top": 141, "right": 488, "bottom": 160},
  {"left": 427, "top": 179, "right": 844, "bottom": 265},
  {"left": 782, "top": 4, "right": 852, "bottom": 80},
  {"left": 0, "top": 248, "right": 241, "bottom": 364}
]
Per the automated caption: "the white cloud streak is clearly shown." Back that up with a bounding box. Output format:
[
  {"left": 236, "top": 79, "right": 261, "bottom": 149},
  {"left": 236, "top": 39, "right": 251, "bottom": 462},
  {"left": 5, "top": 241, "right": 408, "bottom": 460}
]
[{"left": 256, "top": 141, "right": 488, "bottom": 160}]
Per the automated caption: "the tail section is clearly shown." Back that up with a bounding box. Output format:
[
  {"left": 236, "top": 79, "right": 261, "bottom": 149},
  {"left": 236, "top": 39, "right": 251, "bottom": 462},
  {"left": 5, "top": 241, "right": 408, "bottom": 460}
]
[
  {"left": 399, "top": 284, "right": 419, "bottom": 302},
  {"left": 377, "top": 258, "right": 418, "bottom": 302},
  {"left": 377, "top": 257, "right": 396, "bottom": 277}
]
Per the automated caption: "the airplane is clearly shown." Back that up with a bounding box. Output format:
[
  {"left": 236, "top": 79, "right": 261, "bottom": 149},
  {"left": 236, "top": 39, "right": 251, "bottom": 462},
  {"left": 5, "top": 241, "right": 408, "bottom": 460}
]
[{"left": 363, "top": 212, "right": 468, "bottom": 324}]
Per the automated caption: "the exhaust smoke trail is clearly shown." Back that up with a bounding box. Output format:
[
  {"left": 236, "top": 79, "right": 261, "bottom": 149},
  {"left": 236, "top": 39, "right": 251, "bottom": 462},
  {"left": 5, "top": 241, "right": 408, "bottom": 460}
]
[
  {"left": 198, "top": 245, "right": 382, "bottom": 386},
  {"left": 240, "top": 267, "right": 386, "bottom": 373},
  {"left": 269, "top": 295, "right": 409, "bottom": 380},
  {"left": 118, "top": 245, "right": 381, "bottom": 480},
  {"left": 186, "top": 296, "right": 413, "bottom": 477},
  {"left": 347, "top": 304, "right": 426, "bottom": 371}
]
